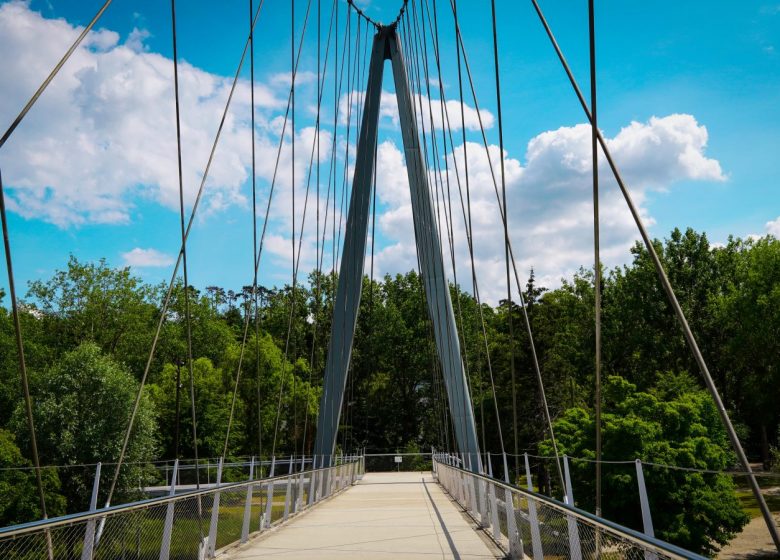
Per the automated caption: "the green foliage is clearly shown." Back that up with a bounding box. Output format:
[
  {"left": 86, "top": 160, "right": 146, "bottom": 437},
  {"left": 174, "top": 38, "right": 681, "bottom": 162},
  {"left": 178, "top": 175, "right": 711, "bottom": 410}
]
[
  {"left": 10, "top": 342, "right": 158, "bottom": 513},
  {"left": 2, "top": 231, "right": 780, "bottom": 554},
  {"left": 0, "top": 429, "right": 65, "bottom": 526},
  {"left": 541, "top": 374, "right": 749, "bottom": 555}
]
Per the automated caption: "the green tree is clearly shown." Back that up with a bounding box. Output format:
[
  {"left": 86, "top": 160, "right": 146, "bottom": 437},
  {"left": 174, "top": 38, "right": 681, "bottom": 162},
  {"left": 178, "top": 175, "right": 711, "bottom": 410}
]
[
  {"left": 541, "top": 373, "right": 749, "bottom": 555},
  {"left": 25, "top": 256, "right": 161, "bottom": 375},
  {"left": 0, "top": 429, "right": 65, "bottom": 526},
  {"left": 11, "top": 343, "right": 158, "bottom": 512}
]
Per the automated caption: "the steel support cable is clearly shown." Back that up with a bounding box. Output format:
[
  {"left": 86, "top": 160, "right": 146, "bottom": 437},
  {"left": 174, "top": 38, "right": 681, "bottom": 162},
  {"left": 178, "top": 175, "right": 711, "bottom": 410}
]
[
  {"left": 250, "top": 0, "right": 263, "bottom": 464},
  {"left": 446, "top": 0, "right": 565, "bottom": 489},
  {"left": 404, "top": 9, "right": 474, "bottom": 465},
  {"left": 0, "top": 0, "right": 113, "bottom": 149},
  {"left": 588, "top": 0, "right": 603, "bottom": 518},
  {"left": 346, "top": 0, "right": 408, "bottom": 30},
  {"left": 0, "top": 170, "right": 51, "bottom": 554},
  {"left": 242, "top": 0, "right": 316, "bottom": 461},
  {"left": 170, "top": 0, "right": 204, "bottom": 538},
  {"left": 331, "top": 0, "right": 339, "bottom": 278},
  {"left": 302, "top": 0, "right": 338, "bottom": 463},
  {"left": 408, "top": 1, "right": 479, "bottom": 459},
  {"left": 398, "top": 16, "right": 448, "bottom": 451},
  {"left": 335, "top": 8, "right": 362, "bottom": 455},
  {"left": 403, "top": 9, "right": 466, "bottom": 459},
  {"left": 238, "top": 0, "right": 311, "bottom": 463},
  {"left": 529, "top": 0, "right": 780, "bottom": 548},
  {"left": 291, "top": 0, "right": 298, "bottom": 463},
  {"left": 345, "top": 16, "right": 363, "bottom": 453},
  {"left": 335, "top": 8, "right": 353, "bottom": 455},
  {"left": 334, "top": 10, "right": 353, "bottom": 272},
  {"left": 106, "top": 0, "right": 266, "bottom": 507},
  {"left": 425, "top": 0, "right": 465, "bottom": 454},
  {"left": 489, "top": 0, "right": 520, "bottom": 480},
  {"left": 450, "top": 0, "right": 507, "bottom": 465},
  {"left": 289, "top": 20, "right": 339, "bottom": 456},
  {"left": 336, "top": 10, "right": 360, "bottom": 273},
  {"left": 423, "top": 78, "right": 454, "bottom": 451},
  {"left": 403, "top": 9, "right": 453, "bottom": 454},
  {"left": 398, "top": 15, "right": 451, "bottom": 452}
]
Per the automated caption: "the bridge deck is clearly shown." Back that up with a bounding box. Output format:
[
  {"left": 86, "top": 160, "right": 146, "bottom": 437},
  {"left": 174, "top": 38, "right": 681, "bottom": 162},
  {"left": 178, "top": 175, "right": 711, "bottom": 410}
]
[{"left": 225, "top": 471, "right": 501, "bottom": 559}]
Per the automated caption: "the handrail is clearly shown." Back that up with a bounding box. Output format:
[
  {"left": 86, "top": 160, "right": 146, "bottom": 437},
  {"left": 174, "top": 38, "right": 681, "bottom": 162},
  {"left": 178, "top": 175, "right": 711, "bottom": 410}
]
[
  {"left": 433, "top": 455, "right": 706, "bottom": 560},
  {"left": 0, "top": 456, "right": 361, "bottom": 539}
]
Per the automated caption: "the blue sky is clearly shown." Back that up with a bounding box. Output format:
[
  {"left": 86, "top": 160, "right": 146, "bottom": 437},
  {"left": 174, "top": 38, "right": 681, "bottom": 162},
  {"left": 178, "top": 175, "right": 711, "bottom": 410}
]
[{"left": 0, "top": 0, "right": 778, "bottom": 303}]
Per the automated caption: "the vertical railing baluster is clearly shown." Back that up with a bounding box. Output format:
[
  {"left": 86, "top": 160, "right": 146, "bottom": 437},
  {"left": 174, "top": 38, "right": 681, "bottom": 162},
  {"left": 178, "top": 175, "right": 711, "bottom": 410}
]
[
  {"left": 283, "top": 457, "right": 293, "bottom": 521},
  {"left": 264, "top": 456, "right": 276, "bottom": 528},
  {"left": 636, "top": 459, "right": 658, "bottom": 560},
  {"left": 563, "top": 456, "right": 583, "bottom": 560},
  {"left": 487, "top": 455, "right": 501, "bottom": 542},
  {"left": 308, "top": 455, "right": 318, "bottom": 505},
  {"left": 207, "top": 457, "right": 223, "bottom": 558},
  {"left": 80, "top": 462, "right": 102, "bottom": 560},
  {"left": 241, "top": 457, "right": 255, "bottom": 543},
  {"left": 158, "top": 459, "right": 178, "bottom": 560},
  {"left": 523, "top": 453, "right": 544, "bottom": 560}
]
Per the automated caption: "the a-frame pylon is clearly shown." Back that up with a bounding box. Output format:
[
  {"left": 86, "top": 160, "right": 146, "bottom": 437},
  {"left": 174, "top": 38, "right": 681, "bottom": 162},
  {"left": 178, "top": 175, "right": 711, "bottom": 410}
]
[{"left": 313, "top": 26, "right": 481, "bottom": 471}]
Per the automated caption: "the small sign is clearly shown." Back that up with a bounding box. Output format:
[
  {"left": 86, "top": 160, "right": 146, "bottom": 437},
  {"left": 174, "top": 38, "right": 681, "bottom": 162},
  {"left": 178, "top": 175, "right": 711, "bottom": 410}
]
[{"left": 394, "top": 456, "right": 403, "bottom": 463}]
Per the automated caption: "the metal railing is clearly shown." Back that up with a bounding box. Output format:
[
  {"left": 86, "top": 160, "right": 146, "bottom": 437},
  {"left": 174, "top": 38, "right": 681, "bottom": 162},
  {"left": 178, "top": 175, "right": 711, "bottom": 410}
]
[
  {"left": 433, "top": 453, "right": 705, "bottom": 560},
  {"left": 0, "top": 455, "right": 364, "bottom": 559}
]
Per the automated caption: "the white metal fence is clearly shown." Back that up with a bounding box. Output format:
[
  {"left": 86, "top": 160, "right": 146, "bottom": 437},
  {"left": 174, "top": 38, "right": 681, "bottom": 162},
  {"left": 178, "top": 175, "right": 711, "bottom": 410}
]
[
  {"left": 0, "top": 455, "right": 364, "bottom": 560},
  {"left": 433, "top": 453, "right": 705, "bottom": 560}
]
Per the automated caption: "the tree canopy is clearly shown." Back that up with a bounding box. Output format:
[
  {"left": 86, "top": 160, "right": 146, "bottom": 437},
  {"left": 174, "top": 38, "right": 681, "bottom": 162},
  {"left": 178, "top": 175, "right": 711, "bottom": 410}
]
[{"left": 1, "top": 228, "right": 778, "bottom": 555}]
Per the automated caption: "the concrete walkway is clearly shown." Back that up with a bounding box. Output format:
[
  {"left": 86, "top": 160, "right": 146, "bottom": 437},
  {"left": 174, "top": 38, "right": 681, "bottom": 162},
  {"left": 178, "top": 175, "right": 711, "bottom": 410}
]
[{"left": 226, "top": 471, "right": 501, "bottom": 559}]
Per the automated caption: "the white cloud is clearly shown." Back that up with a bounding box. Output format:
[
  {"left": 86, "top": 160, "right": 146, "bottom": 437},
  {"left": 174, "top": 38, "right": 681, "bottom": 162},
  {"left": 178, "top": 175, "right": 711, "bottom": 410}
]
[
  {"left": 0, "top": 2, "right": 283, "bottom": 227},
  {"left": 766, "top": 216, "right": 780, "bottom": 236},
  {"left": 372, "top": 114, "right": 725, "bottom": 302},
  {"left": 121, "top": 247, "right": 174, "bottom": 267}
]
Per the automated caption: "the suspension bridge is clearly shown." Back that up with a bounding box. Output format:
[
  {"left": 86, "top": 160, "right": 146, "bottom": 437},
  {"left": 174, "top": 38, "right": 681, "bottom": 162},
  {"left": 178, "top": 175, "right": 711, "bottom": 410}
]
[{"left": 0, "top": 0, "right": 778, "bottom": 558}]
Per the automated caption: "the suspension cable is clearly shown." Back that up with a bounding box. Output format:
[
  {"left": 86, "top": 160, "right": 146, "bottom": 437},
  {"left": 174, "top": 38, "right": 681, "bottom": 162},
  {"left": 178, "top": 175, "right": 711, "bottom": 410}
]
[
  {"left": 0, "top": 0, "right": 113, "bottom": 149},
  {"left": 250, "top": 0, "right": 263, "bottom": 465},
  {"left": 489, "top": 0, "right": 520, "bottom": 479},
  {"left": 446, "top": 0, "right": 565, "bottom": 488},
  {"left": 106, "top": 0, "right": 266, "bottom": 506},
  {"left": 530, "top": 1, "right": 780, "bottom": 548},
  {"left": 588, "top": 0, "right": 603, "bottom": 518},
  {"left": 346, "top": 0, "right": 408, "bottom": 30},
  {"left": 170, "top": 0, "right": 204, "bottom": 537},
  {"left": 0, "top": 170, "right": 49, "bottom": 526}
]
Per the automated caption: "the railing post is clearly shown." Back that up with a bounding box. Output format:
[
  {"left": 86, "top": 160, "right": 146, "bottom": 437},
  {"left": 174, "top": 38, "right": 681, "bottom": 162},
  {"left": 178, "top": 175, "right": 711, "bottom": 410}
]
[
  {"left": 636, "top": 459, "right": 658, "bottom": 560},
  {"left": 158, "top": 459, "right": 178, "bottom": 560},
  {"left": 563, "top": 456, "right": 583, "bottom": 560},
  {"left": 80, "top": 462, "right": 101, "bottom": 560},
  {"left": 486, "top": 455, "right": 501, "bottom": 542},
  {"left": 524, "top": 453, "right": 544, "bottom": 560},
  {"left": 241, "top": 457, "right": 255, "bottom": 544},
  {"left": 500, "top": 455, "right": 522, "bottom": 560},
  {"left": 207, "top": 457, "right": 223, "bottom": 558},
  {"left": 308, "top": 455, "right": 318, "bottom": 505},
  {"left": 296, "top": 455, "right": 306, "bottom": 512},
  {"left": 263, "top": 456, "right": 276, "bottom": 529},
  {"left": 283, "top": 456, "right": 294, "bottom": 521},
  {"left": 319, "top": 455, "right": 327, "bottom": 498}
]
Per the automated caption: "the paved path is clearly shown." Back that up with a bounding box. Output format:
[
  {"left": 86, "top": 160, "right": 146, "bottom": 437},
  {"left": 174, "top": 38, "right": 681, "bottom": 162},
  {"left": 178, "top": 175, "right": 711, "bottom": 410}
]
[{"left": 225, "top": 471, "right": 501, "bottom": 559}]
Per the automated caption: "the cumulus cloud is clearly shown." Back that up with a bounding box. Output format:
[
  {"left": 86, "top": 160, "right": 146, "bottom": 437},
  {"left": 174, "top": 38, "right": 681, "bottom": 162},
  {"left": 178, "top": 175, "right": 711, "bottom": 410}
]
[
  {"left": 0, "top": 2, "right": 283, "bottom": 227},
  {"left": 766, "top": 216, "right": 780, "bottom": 236},
  {"left": 121, "top": 247, "right": 174, "bottom": 267},
  {"left": 373, "top": 114, "right": 725, "bottom": 301}
]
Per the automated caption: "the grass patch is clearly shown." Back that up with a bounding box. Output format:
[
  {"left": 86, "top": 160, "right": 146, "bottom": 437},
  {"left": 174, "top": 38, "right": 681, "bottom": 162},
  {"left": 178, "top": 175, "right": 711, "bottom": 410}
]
[{"left": 736, "top": 490, "right": 780, "bottom": 519}]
